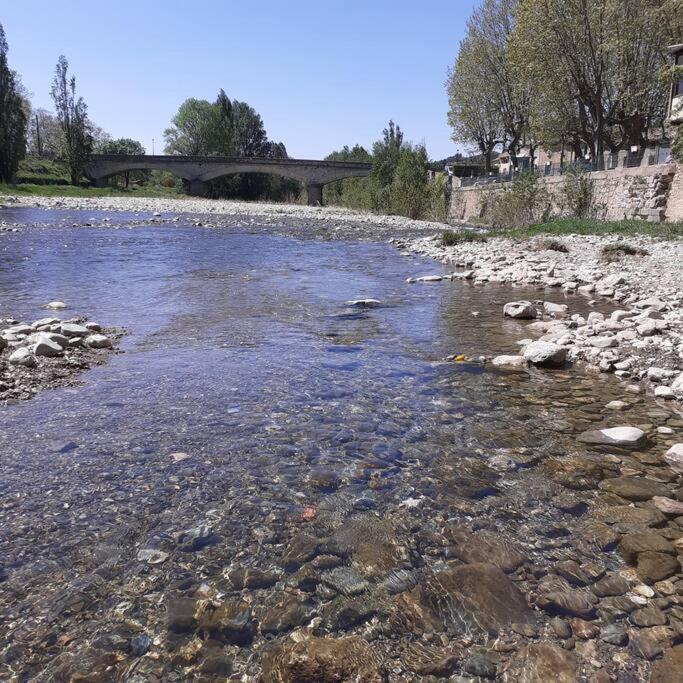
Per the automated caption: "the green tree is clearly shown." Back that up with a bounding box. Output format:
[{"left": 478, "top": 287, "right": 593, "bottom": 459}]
[
  {"left": 511, "top": 0, "right": 680, "bottom": 165},
  {"left": 97, "top": 137, "right": 146, "bottom": 188},
  {"left": 370, "top": 120, "right": 404, "bottom": 212},
  {"left": 164, "top": 98, "right": 223, "bottom": 156},
  {"left": 50, "top": 55, "right": 92, "bottom": 184},
  {"left": 324, "top": 144, "right": 372, "bottom": 208},
  {"left": 391, "top": 144, "right": 430, "bottom": 219},
  {"left": 0, "top": 23, "right": 27, "bottom": 183},
  {"left": 27, "top": 108, "right": 65, "bottom": 158},
  {"left": 446, "top": 34, "right": 504, "bottom": 173}
]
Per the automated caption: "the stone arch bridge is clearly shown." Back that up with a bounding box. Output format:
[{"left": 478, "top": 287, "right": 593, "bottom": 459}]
[{"left": 85, "top": 155, "right": 372, "bottom": 205}]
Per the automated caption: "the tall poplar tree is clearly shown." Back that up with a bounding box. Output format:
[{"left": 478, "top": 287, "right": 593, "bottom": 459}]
[
  {"left": 50, "top": 55, "right": 92, "bottom": 185},
  {"left": 0, "top": 24, "right": 27, "bottom": 183}
]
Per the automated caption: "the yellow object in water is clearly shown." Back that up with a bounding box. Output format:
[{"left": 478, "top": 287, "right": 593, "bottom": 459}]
[{"left": 454, "top": 355, "right": 466, "bottom": 362}]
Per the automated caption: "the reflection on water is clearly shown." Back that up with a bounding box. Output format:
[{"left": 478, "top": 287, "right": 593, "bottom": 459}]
[{"left": 0, "top": 210, "right": 679, "bottom": 680}]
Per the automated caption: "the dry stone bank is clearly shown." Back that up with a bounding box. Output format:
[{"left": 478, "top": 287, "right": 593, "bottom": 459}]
[{"left": 449, "top": 164, "right": 683, "bottom": 225}]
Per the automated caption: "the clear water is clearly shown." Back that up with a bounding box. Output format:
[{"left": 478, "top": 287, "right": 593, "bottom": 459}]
[{"left": 0, "top": 209, "right": 676, "bottom": 680}]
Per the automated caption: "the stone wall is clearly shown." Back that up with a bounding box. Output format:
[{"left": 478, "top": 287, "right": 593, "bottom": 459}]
[{"left": 448, "top": 163, "right": 683, "bottom": 225}]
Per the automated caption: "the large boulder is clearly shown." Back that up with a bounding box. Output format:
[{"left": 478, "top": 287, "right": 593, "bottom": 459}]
[
  {"left": 578, "top": 426, "right": 645, "bottom": 448},
  {"left": 8, "top": 347, "right": 36, "bottom": 367},
  {"left": 259, "top": 635, "right": 385, "bottom": 683},
  {"left": 60, "top": 323, "right": 89, "bottom": 337},
  {"left": 504, "top": 301, "right": 537, "bottom": 319},
  {"left": 85, "top": 334, "right": 113, "bottom": 349},
  {"left": 33, "top": 339, "right": 63, "bottom": 357},
  {"left": 405, "top": 563, "right": 533, "bottom": 635},
  {"left": 664, "top": 444, "right": 683, "bottom": 473},
  {"left": 523, "top": 341, "right": 567, "bottom": 368}
]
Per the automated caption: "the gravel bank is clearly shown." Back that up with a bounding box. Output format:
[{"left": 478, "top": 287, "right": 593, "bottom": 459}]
[
  {"left": 0, "top": 193, "right": 450, "bottom": 241},
  {"left": 401, "top": 232, "right": 683, "bottom": 414},
  {"left": 0, "top": 311, "right": 123, "bottom": 402}
]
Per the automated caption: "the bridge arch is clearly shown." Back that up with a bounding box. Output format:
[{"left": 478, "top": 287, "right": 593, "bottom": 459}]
[{"left": 85, "top": 155, "right": 372, "bottom": 205}]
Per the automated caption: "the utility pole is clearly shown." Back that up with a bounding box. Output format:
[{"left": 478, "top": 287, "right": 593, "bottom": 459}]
[{"left": 152, "top": 138, "right": 155, "bottom": 156}]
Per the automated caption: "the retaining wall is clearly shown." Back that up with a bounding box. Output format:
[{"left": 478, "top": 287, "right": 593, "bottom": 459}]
[{"left": 448, "top": 163, "right": 683, "bottom": 225}]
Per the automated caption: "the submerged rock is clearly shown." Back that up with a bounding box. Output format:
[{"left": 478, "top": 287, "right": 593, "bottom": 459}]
[
  {"left": 259, "top": 635, "right": 385, "bottom": 683},
  {"left": 523, "top": 341, "right": 567, "bottom": 368},
  {"left": 578, "top": 426, "right": 645, "bottom": 448},
  {"left": 504, "top": 301, "right": 537, "bottom": 319}
]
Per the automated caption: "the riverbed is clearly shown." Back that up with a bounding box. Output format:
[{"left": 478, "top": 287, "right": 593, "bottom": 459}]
[{"left": 1, "top": 208, "right": 683, "bottom": 681}]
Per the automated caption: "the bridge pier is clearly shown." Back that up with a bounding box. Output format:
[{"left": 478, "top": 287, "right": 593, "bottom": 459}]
[
  {"left": 188, "top": 179, "right": 209, "bottom": 197},
  {"left": 306, "top": 183, "right": 323, "bottom": 207}
]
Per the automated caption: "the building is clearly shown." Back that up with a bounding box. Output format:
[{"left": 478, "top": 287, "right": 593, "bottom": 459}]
[{"left": 668, "top": 44, "right": 683, "bottom": 126}]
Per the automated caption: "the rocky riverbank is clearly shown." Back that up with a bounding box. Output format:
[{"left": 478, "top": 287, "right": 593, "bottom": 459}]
[
  {"left": 401, "top": 232, "right": 683, "bottom": 417},
  {"left": 0, "top": 193, "right": 449, "bottom": 241},
  {"left": 0, "top": 309, "right": 123, "bottom": 402}
]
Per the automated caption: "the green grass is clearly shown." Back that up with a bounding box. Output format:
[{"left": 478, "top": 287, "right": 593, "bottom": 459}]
[
  {"left": 0, "top": 182, "right": 181, "bottom": 199},
  {"left": 16, "top": 157, "right": 71, "bottom": 185},
  {"left": 504, "top": 218, "right": 683, "bottom": 240}
]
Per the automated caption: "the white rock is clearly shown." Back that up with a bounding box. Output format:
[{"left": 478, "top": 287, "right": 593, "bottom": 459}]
[
  {"left": 9, "top": 347, "right": 36, "bottom": 367},
  {"left": 606, "top": 400, "right": 628, "bottom": 410},
  {"left": 491, "top": 355, "right": 528, "bottom": 369},
  {"left": 345, "top": 299, "right": 381, "bottom": 307},
  {"left": 415, "top": 275, "right": 443, "bottom": 282},
  {"left": 654, "top": 386, "right": 675, "bottom": 399},
  {"left": 33, "top": 339, "right": 63, "bottom": 357},
  {"left": 589, "top": 336, "right": 617, "bottom": 349},
  {"left": 60, "top": 323, "right": 90, "bottom": 337},
  {"left": 45, "top": 301, "right": 67, "bottom": 310},
  {"left": 31, "top": 317, "right": 60, "bottom": 329},
  {"left": 85, "top": 334, "right": 113, "bottom": 349},
  {"left": 503, "top": 301, "right": 537, "bottom": 319},
  {"left": 599, "top": 426, "right": 645, "bottom": 445},
  {"left": 543, "top": 301, "right": 568, "bottom": 316},
  {"left": 523, "top": 341, "right": 567, "bottom": 368},
  {"left": 671, "top": 372, "right": 683, "bottom": 395},
  {"left": 663, "top": 444, "right": 683, "bottom": 473}
]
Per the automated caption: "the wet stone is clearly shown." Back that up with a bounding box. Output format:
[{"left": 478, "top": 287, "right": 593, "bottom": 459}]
[
  {"left": 321, "top": 566, "right": 369, "bottom": 597},
  {"left": 322, "top": 596, "right": 378, "bottom": 631},
  {"left": 636, "top": 552, "right": 681, "bottom": 584},
  {"left": 629, "top": 629, "right": 664, "bottom": 660},
  {"left": 281, "top": 533, "right": 320, "bottom": 571},
  {"left": 463, "top": 649, "right": 500, "bottom": 679},
  {"left": 550, "top": 617, "right": 572, "bottom": 639},
  {"left": 593, "top": 504, "right": 667, "bottom": 527},
  {"left": 228, "top": 567, "right": 279, "bottom": 590},
  {"left": 196, "top": 599, "right": 255, "bottom": 645},
  {"left": 500, "top": 643, "right": 578, "bottom": 683},
  {"left": 629, "top": 604, "right": 668, "bottom": 627},
  {"left": 450, "top": 530, "right": 527, "bottom": 573},
  {"left": 651, "top": 643, "right": 683, "bottom": 682},
  {"left": 619, "top": 532, "right": 676, "bottom": 564},
  {"left": 600, "top": 623, "right": 628, "bottom": 646},
  {"left": 130, "top": 634, "right": 151, "bottom": 657},
  {"left": 166, "top": 597, "right": 198, "bottom": 634},
  {"left": 260, "top": 595, "right": 311, "bottom": 634},
  {"left": 592, "top": 574, "right": 631, "bottom": 597},
  {"left": 554, "top": 560, "right": 604, "bottom": 587},
  {"left": 599, "top": 477, "right": 670, "bottom": 502},
  {"left": 260, "top": 635, "right": 385, "bottom": 683}
]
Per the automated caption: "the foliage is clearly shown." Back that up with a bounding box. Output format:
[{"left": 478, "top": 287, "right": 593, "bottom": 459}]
[
  {"left": 97, "top": 137, "right": 147, "bottom": 188},
  {"left": 390, "top": 144, "right": 430, "bottom": 219},
  {"left": 489, "top": 172, "right": 550, "bottom": 229},
  {"left": 504, "top": 217, "right": 683, "bottom": 240},
  {"left": 446, "top": 33, "right": 504, "bottom": 173},
  {"left": 324, "top": 122, "right": 446, "bottom": 222},
  {"left": 324, "top": 145, "right": 372, "bottom": 208},
  {"left": 452, "top": 0, "right": 530, "bottom": 168},
  {"left": 0, "top": 181, "right": 180, "bottom": 198},
  {"left": 16, "top": 157, "right": 71, "bottom": 184},
  {"left": 27, "top": 108, "right": 65, "bottom": 158},
  {"left": 674, "top": 126, "right": 683, "bottom": 164},
  {"left": 441, "top": 229, "right": 487, "bottom": 246},
  {"left": 600, "top": 242, "right": 649, "bottom": 261},
  {"left": 561, "top": 166, "right": 594, "bottom": 219},
  {"left": 510, "top": 0, "right": 680, "bottom": 164},
  {"left": 164, "top": 91, "right": 298, "bottom": 201},
  {"left": 0, "top": 23, "right": 27, "bottom": 183},
  {"left": 50, "top": 56, "right": 92, "bottom": 185}
]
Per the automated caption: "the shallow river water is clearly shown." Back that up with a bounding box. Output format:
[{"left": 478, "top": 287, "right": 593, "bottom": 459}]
[{"left": 1, "top": 209, "right": 682, "bottom": 681}]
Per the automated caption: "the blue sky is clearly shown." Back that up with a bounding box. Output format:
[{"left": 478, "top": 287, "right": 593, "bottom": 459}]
[{"left": 3, "top": 0, "right": 478, "bottom": 160}]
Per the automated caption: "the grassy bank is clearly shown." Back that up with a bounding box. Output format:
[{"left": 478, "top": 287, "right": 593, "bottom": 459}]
[
  {"left": 443, "top": 218, "right": 683, "bottom": 245},
  {"left": 0, "top": 182, "right": 181, "bottom": 199}
]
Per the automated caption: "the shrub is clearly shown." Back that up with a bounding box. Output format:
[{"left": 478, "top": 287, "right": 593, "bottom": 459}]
[
  {"left": 489, "top": 172, "right": 550, "bottom": 229},
  {"left": 600, "top": 242, "right": 649, "bottom": 262},
  {"left": 533, "top": 238, "right": 569, "bottom": 253},
  {"left": 441, "top": 229, "right": 487, "bottom": 246},
  {"left": 562, "top": 165, "right": 593, "bottom": 218}
]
